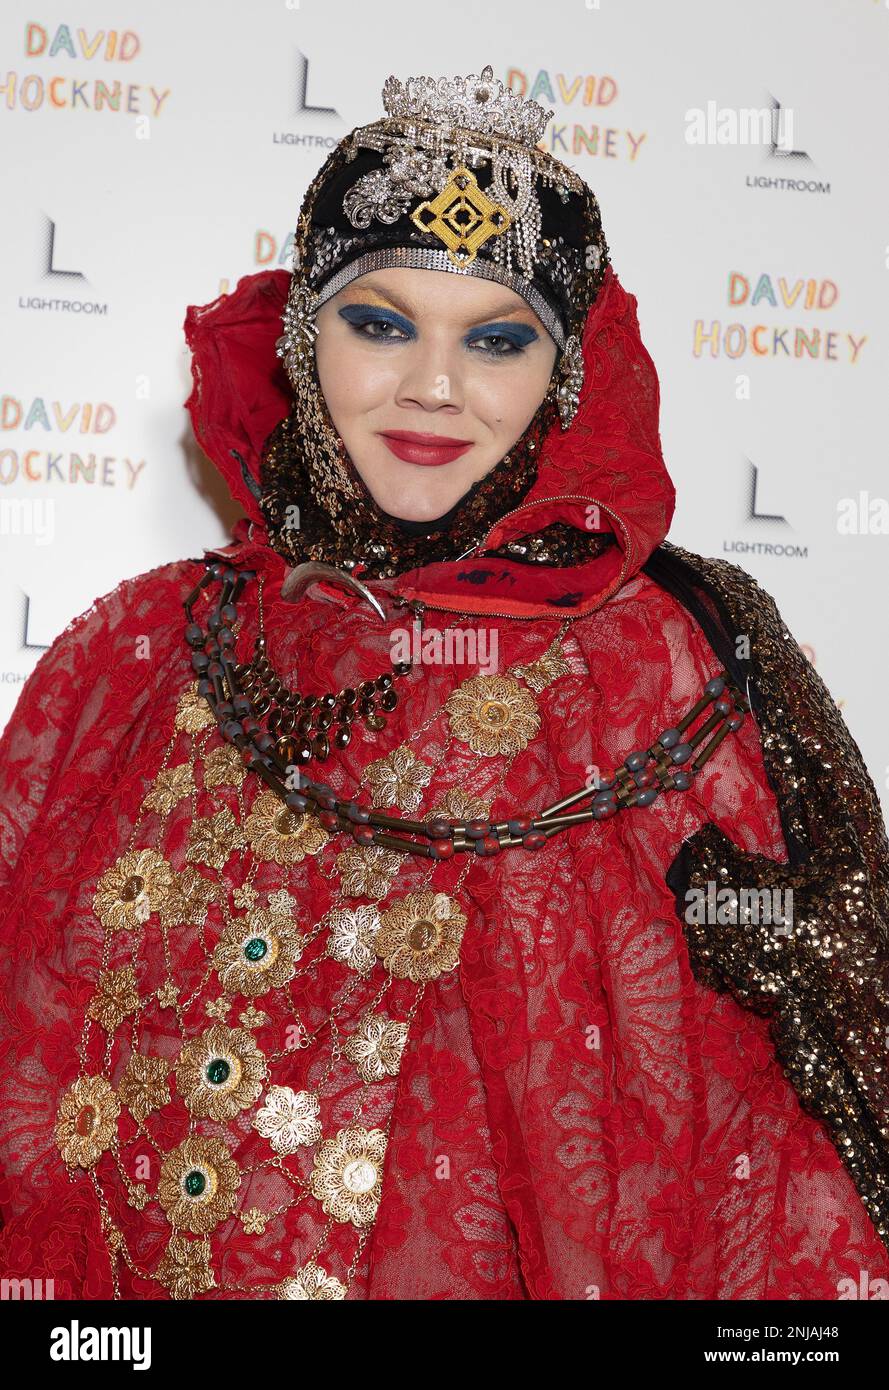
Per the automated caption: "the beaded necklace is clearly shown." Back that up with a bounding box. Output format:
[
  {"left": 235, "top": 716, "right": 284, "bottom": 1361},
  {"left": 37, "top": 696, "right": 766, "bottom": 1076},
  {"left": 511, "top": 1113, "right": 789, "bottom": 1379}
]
[{"left": 187, "top": 561, "right": 748, "bottom": 856}]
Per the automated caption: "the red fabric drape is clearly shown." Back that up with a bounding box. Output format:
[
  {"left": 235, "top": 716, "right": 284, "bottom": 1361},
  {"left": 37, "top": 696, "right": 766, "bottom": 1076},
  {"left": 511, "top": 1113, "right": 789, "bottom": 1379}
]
[{"left": 0, "top": 267, "right": 886, "bottom": 1299}]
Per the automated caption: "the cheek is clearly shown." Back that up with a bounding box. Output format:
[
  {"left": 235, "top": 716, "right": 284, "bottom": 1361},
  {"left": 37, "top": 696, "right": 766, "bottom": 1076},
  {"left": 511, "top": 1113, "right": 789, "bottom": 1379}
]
[
  {"left": 470, "top": 351, "right": 557, "bottom": 437},
  {"left": 315, "top": 329, "right": 394, "bottom": 426}
]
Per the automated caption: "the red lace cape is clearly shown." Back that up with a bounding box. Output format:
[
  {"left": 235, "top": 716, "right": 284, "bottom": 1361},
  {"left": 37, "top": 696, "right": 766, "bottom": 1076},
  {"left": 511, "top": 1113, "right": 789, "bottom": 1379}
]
[{"left": 0, "top": 266, "right": 886, "bottom": 1299}]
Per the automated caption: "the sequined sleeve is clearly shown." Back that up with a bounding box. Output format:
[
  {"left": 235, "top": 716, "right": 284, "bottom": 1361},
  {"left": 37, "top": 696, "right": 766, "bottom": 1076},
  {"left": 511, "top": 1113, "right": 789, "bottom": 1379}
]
[{"left": 654, "top": 543, "right": 889, "bottom": 1251}]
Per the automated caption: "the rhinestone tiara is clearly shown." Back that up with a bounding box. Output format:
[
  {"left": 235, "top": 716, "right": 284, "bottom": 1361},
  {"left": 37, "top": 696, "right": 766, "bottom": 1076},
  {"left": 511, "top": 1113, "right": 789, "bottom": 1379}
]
[{"left": 381, "top": 63, "right": 552, "bottom": 147}]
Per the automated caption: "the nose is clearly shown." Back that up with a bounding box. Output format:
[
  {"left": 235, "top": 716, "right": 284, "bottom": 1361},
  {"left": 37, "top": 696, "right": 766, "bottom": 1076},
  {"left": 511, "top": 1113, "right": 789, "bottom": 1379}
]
[{"left": 393, "top": 335, "right": 465, "bottom": 414}]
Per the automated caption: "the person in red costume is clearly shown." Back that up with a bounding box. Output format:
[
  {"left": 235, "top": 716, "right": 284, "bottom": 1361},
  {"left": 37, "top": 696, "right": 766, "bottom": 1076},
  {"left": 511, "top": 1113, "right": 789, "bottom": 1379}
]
[{"left": 1, "top": 65, "right": 887, "bottom": 1302}]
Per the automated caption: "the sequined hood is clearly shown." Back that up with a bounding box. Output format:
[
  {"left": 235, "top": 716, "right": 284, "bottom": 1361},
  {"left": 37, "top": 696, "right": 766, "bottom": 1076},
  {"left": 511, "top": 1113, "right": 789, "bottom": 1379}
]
[{"left": 184, "top": 262, "right": 675, "bottom": 619}]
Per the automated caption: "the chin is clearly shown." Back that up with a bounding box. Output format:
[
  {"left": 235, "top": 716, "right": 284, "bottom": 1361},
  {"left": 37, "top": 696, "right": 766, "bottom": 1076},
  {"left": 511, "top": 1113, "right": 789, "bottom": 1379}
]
[{"left": 356, "top": 454, "right": 485, "bottom": 522}]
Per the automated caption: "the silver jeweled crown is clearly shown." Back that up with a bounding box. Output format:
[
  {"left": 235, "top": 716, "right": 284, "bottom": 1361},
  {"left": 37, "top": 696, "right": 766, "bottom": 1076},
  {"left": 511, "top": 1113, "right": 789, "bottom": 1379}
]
[{"left": 381, "top": 64, "right": 553, "bottom": 145}]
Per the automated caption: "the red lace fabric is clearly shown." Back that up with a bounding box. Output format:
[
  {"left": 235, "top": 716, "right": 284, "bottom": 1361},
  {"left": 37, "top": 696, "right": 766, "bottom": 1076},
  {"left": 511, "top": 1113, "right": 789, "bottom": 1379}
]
[{"left": 0, "top": 267, "right": 886, "bottom": 1300}]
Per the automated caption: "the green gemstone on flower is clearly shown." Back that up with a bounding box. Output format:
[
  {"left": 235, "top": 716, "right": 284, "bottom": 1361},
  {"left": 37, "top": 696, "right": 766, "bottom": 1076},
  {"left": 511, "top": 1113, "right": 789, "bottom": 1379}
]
[
  {"left": 184, "top": 1169, "right": 206, "bottom": 1196},
  {"left": 206, "top": 1058, "right": 230, "bottom": 1085},
  {"left": 244, "top": 937, "right": 268, "bottom": 962}
]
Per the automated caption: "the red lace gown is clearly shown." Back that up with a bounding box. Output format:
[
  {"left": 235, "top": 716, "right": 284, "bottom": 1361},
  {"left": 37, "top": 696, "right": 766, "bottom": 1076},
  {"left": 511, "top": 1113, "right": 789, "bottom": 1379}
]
[{"left": 0, "top": 265, "right": 886, "bottom": 1300}]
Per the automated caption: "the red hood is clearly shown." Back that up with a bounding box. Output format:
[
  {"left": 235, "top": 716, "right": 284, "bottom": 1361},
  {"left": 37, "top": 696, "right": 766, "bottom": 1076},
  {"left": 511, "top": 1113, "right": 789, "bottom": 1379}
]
[{"left": 183, "top": 264, "right": 675, "bottom": 619}]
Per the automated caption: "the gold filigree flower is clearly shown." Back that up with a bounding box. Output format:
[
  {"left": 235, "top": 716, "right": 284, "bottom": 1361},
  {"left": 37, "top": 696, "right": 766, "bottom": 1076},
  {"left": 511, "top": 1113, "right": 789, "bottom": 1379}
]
[
  {"left": 158, "top": 1135, "right": 242, "bottom": 1235},
  {"left": 142, "top": 763, "right": 194, "bottom": 815},
  {"left": 241, "top": 1207, "right": 267, "bottom": 1235},
  {"left": 174, "top": 684, "right": 215, "bottom": 734},
  {"left": 202, "top": 743, "right": 246, "bottom": 789},
  {"left": 508, "top": 638, "right": 572, "bottom": 693},
  {"left": 266, "top": 888, "right": 297, "bottom": 913},
  {"left": 334, "top": 843, "right": 402, "bottom": 900},
  {"left": 444, "top": 673, "right": 540, "bottom": 757},
  {"left": 175, "top": 1024, "right": 267, "bottom": 1121},
  {"left": 375, "top": 891, "right": 467, "bottom": 982},
  {"left": 211, "top": 909, "right": 304, "bottom": 997},
  {"left": 204, "top": 996, "right": 232, "bottom": 1021},
  {"left": 118, "top": 1052, "right": 171, "bottom": 1124},
  {"left": 186, "top": 807, "right": 246, "bottom": 872},
  {"left": 232, "top": 883, "right": 259, "bottom": 910},
  {"left": 326, "top": 904, "right": 381, "bottom": 975},
  {"left": 88, "top": 965, "right": 140, "bottom": 1033},
  {"left": 245, "top": 790, "right": 329, "bottom": 865},
  {"left": 364, "top": 744, "right": 433, "bottom": 813},
  {"left": 254, "top": 1085, "right": 322, "bottom": 1154},
  {"left": 156, "top": 1233, "right": 216, "bottom": 1300},
  {"left": 239, "top": 1005, "right": 269, "bottom": 1030},
  {"left": 92, "top": 849, "right": 175, "bottom": 933},
  {"left": 309, "top": 1125, "right": 387, "bottom": 1227},
  {"left": 157, "top": 979, "right": 179, "bottom": 1009},
  {"left": 55, "top": 1075, "right": 120, "bottom": 1169},
  {"left": 280, "top": 1262, "right": 347, "bottom": 1300},
  {"left": 343, "top": 1014, "right": 409, "bottom": 1084},
  {"left": 428, "top": 786, "right": 492, "bottom": 823},
  {"left": 128, "top": 1183, "right": 149, "bottom": 1211},
  {"left": 158, "top": 865, "right": 218, "bottom": 929}
]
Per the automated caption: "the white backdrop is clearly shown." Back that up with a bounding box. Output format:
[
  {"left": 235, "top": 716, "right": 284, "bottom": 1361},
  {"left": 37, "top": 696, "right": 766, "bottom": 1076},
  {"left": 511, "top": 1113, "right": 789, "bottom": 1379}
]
[{"left": 2, "top": 0, "right": 888, "bottom": 816}]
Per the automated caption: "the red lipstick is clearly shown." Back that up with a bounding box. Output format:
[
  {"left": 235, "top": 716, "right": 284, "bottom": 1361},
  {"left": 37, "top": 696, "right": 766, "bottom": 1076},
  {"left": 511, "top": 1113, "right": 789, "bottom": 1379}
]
[{"left": 378, "top": 430, "right": 473, "bottom": 466}]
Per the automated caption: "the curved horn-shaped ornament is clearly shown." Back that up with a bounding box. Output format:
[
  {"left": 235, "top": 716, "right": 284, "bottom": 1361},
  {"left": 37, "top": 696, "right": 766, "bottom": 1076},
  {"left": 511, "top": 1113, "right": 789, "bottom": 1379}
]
[{"left": 280, "top": 561, "right": 387, "bottom": 622}]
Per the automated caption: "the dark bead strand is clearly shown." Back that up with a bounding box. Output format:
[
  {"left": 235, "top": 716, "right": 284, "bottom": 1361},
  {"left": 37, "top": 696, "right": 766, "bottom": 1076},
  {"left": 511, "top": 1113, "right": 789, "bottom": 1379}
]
[
  {"left": 182, "top": 562, "right": 748, "bottom": 860},
  {"left": 234, "top": 607, "right": 417, "bottom": 760}
]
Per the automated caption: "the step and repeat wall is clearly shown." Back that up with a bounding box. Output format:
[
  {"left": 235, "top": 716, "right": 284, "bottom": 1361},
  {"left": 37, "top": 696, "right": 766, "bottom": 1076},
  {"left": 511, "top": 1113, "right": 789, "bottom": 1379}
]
[{"left": 2, "top": 0, "right": 888, "bottom": 815}]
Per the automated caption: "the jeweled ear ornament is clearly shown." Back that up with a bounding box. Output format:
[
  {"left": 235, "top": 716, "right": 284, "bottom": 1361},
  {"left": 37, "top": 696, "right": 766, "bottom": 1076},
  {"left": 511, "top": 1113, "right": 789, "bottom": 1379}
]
[
  {"left": 276, "top": 281, "right": 321, "bottom": 390},
  {"left": 281, "top": 561, "right": 387, "bottom": 621},
  {"left": 557, "top": 334, "right": 584, "bottom": 429}
]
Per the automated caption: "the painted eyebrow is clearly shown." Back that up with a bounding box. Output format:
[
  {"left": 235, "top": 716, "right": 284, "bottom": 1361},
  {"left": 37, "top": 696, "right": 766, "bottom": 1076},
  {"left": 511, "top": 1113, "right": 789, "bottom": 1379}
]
[{"left": 341, "top": 281, "right": 533, "bottom": 326}]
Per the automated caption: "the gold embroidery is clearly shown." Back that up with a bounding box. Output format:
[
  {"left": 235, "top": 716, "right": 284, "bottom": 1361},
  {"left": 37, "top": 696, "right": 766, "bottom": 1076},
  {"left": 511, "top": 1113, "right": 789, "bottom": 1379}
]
[
  {"left": 175, "top": 1024, "right": 267, "bottom": 1121},
  {"left": 87, "top": 966, "right": 140, "bottom": 1032},
  {"left": 118, "top": 1053, "right": 171, "bottom": 1125},
  {"left": 143, "top": 763, "right": 194, "bottom": 815},
  {"left": 254, "top": 1085, "right": 322, "bottom": 1154},
  {"left": 92, "top": 849, "right": 175, "bottom": 933},
  {"left": 240, "top": 1208, "right": 268, "bottom": 1235},
  {"left": 186, "top": 806, "right": 246, "bottom": 871},
  {"left": 157, "top": 1136, "right": 242, "bottom": 1235},
  {"left": 55, "top": 1075, "right": 120, "bottom": 1169},
  {"left": 309, "top": 1125, "right": 387, "bottom": 1227},
  {"left": 156, "top": 1233, "right": 216, "bottom": 1300},
  {"left": 174, "top": 684, "right": 215, "bottom": 734},
  {"left": 202, "top": 743, "right": 246, "bottom": 789},
  {"left": 244, "top": 790, "right": 329, "bottom": 864},
  {"left": 365, "top": 743, "right": 433, "bottom": 813},
  {"left": 156, "top": 979, "right": 179, "bottom": 1010},
  {"left": 444, "top": 673, "right": 540, "bottom": 757},
  {"left": 509, "top": 637, "right": 571, "bottom": 693},
  {"left": 375, "top": 891, "right": 467, "bottom": 982}
]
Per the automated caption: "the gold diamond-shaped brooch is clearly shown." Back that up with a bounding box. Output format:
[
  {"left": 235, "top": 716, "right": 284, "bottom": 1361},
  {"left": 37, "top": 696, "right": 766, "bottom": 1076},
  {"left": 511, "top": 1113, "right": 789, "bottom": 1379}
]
[{"left": 410, "top": 165, "right": 512, "bottom": 267}]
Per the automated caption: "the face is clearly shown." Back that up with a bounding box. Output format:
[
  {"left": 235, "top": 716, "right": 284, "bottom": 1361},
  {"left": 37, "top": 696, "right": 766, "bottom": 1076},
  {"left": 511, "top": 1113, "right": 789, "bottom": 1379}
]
[{"left": 313, "top": 267, "right": 559, "bottom": 523}]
